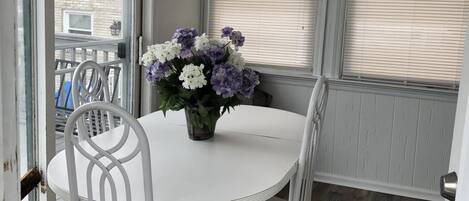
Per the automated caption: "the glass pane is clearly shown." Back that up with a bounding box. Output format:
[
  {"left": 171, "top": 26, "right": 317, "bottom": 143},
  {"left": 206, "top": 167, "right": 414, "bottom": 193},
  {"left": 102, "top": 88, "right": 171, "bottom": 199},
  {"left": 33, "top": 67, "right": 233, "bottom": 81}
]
[
  {"left": 53, "top": 3, "right": 135, "bottom": 201},
  {"left": 68, "top": 14, "right": 91, "bottom": 30},
  {"left": 18, "top": 0, "right": 35, "bottom": 200}
]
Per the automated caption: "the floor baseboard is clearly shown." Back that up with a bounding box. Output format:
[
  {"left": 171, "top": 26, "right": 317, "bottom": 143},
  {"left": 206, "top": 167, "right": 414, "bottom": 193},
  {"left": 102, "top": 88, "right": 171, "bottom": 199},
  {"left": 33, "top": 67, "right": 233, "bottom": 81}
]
[{"left": 314, "top": 172, "right": 443, "bottom": 201}]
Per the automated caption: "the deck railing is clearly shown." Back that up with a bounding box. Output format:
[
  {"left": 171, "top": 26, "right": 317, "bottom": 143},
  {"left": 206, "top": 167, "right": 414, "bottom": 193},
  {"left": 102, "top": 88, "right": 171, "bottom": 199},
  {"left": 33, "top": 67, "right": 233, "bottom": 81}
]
[
  {"left": 54, "top": 34, "right": 125, "bottom": 132},
  {"left": 55, "top": 33, "right": 124, "bottom": 64}
]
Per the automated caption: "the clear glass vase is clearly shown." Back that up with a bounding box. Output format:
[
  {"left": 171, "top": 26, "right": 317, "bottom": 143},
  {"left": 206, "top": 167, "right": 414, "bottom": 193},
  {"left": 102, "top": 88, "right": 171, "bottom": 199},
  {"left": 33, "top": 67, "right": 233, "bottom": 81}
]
[{"left": 184, "top": 106, "right": 220, "bottom": 141}]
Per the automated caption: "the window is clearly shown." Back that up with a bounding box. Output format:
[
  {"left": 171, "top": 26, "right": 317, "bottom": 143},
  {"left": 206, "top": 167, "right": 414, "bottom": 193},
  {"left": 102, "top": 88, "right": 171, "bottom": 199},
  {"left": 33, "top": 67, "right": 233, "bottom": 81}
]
[
  {"left": 342, "top": 0, "right": 469, "bottom": 88},
  {"left": 63, "top": 11, "right": 92, "bottom": 35},
  {"left": 209, "top": 0, "right": 319, "bottom": 69}
]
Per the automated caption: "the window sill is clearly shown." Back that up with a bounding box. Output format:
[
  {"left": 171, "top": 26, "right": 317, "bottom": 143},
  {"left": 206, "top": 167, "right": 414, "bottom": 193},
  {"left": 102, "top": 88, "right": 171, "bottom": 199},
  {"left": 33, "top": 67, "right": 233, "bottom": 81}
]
[
  {"left": 328, "top": 78, "right": 458, "bottom": 95},
  {"left": 254, "top": 67, "right": 458, "bottom": 102},
  {"left": 248, "top": 65, "right": 316, "bottom": 80}
]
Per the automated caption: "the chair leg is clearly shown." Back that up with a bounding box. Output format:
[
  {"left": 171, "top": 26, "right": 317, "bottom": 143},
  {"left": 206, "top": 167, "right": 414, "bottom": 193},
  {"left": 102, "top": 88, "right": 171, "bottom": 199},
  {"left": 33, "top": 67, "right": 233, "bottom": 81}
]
[{"left": 288, "top": 173, "right": 297, "bottom": 201}]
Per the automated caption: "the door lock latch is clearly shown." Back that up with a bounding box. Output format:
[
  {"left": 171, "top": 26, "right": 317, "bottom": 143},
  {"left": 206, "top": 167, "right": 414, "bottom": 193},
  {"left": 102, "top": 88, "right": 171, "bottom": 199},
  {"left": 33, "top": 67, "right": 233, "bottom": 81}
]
[{"left": 440, "top": 171, "right": 457, "bottom": 201}]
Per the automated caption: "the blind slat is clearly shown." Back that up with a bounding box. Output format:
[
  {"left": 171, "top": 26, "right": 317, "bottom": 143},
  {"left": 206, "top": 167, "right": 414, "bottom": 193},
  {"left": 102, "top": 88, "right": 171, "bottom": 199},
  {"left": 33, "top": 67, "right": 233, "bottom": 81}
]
[
  {"left": 209, "top": 0, "right": 318, "bottom": 68},
  {"left": 343, "top": 0, "right": 469, "bottom": 87}
]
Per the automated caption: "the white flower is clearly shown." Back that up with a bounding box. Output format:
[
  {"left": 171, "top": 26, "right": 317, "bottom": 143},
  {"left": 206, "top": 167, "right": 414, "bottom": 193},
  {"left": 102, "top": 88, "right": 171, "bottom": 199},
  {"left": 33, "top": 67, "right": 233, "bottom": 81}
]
[
  {"left": 179, "top": 64, "right": 207, "bottom": 90},
  {"left": 147, "top": 40, "right": 181, "bottom": 63},
  {"left": 141, "top": 50, "right": 157, "bottom": 66},
  {"left": 209, "top": 37, "right": 230, "bottom": 48},
  {"left": 194, "top": 33, "right": 210, "bottom": 51},
  {"left": 227, "top": 51, "right": 245, "bottom": 70}
]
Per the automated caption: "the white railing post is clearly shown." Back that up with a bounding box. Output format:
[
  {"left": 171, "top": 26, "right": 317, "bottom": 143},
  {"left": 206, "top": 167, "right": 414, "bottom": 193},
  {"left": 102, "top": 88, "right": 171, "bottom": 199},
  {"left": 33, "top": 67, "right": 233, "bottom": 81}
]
[
  {"left": 81, "top": 48, "right": 87, "bottom": 62},
  {"left": 71, "top": 48, "right": 76, "bottom": 62},
  {"left": 60, "top": 50, "right": 65, "bottom": 59},
  {"left": 103, "top": 51, "right": 109, "bottom": 62},
  {"left": 92, "top": 50, "right": 98, "bottom": 62}
]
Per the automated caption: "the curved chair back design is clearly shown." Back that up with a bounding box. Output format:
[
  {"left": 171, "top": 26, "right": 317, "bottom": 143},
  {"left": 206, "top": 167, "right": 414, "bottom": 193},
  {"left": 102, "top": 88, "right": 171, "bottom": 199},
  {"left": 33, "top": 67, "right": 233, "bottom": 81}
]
[
  {"left": 64, "top": 102, "right": 153, "bottom": 201},
  {"left": 72, "top": 60, "right": 115, "bottom": 140},
  {"left": 292, "top": 76, "right": 328, "bottom": 201}
]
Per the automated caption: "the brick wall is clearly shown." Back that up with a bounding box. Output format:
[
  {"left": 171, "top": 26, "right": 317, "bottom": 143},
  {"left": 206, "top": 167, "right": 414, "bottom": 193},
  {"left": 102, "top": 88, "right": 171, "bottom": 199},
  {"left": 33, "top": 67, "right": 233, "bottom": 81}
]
[{"left": 55, "top": 0, "right": 122, "bottom": 39}]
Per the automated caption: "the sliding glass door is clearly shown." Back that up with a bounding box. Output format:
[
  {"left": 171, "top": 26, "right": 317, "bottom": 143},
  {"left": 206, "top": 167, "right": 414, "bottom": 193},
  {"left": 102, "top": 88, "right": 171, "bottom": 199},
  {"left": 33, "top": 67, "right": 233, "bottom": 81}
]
[
  {"left": 53, "top": 0, "right": 140, "bottom": 114},
  {"left": 17, "top": 0, "right": 142, "bottom": 200},
  {"left": 51, "top": 0, "right": 142, "bottom": 200},
  {"left": 18, "top": 0, "right": 38, "bottom": 199}
]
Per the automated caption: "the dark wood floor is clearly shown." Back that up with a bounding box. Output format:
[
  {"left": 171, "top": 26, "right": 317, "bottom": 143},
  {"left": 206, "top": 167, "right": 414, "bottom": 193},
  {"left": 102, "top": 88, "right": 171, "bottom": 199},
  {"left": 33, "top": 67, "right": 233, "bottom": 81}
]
[
  {"left": 274, "top": 182, "right": 426, "bottom": 201},
  {"left": 311, "top": 183, "right": 426, "bottom": 201}
]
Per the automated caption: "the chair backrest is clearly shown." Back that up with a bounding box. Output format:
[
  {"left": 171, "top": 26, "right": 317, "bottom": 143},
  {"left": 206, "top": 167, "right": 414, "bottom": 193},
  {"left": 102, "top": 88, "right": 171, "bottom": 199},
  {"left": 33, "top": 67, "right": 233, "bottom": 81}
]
[
  {"left": 72, "top": 60, "right": 113, "bottom": 107},
  {"left": 64, "top": 102, "right": 153, "bottom": 201},
  {"left": 56, "top": 59, "right": 121, "bottom": 111},
  {"left": 292, "top": 76, "right": 328, "bottom": 201},
  {"left": 55, "top": 59, "right": 80, "bottom": 110},
  {"left": 72, "top": 60, "right": 116, "bottom": 140}
]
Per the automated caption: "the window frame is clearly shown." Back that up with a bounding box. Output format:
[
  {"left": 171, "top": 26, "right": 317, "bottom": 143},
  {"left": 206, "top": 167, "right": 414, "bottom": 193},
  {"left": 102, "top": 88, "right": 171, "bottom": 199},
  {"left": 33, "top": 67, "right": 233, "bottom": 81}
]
[
  {"left": 63, "top": 10, "right": 94, "bottom": 35},
  {"left": 203, "top": 0, "right": 328, "bottom": 77},
  {"left": 204, "top": 0, "right": 461, "bottom": 93},
  {"left": 336, "top": 0, "right": 463, "bottom": 91}
]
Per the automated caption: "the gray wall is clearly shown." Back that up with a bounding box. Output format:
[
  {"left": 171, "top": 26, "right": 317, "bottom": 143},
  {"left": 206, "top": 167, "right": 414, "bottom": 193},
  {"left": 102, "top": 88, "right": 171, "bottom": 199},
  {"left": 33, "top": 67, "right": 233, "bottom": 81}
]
[
  {"left": 141, "top": 0, "right": 201, "bottom": 115},
  {"left": 260, "top": 74, "right": 457, "bottom": 200}
]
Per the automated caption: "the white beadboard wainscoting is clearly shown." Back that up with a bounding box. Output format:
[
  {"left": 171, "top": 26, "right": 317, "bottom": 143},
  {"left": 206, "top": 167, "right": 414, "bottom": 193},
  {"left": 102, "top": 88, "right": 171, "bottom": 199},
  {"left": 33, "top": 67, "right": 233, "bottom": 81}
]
[{"left": 258, "top": 73, "right": 457, "bottom": 201}]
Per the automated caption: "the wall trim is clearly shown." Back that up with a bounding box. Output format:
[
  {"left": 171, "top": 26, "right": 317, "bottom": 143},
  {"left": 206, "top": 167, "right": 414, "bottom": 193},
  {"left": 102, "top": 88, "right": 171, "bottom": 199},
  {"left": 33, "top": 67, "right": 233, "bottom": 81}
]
[
  {"left": 314, "top": 173, "right": 443, "bottom": 201},
  {"left": 260, "top": 72, "right": 317, "bottom": 88},
  {"left": 260, "top": 73, "right": 458, "bottom": 103},
  {"left": 328, "top": 79, "right": 458, "bottom": 103}
]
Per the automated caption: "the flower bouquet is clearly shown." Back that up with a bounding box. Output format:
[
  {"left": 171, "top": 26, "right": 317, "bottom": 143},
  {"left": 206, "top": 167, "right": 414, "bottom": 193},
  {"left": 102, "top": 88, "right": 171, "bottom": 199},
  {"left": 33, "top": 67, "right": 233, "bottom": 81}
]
[{"left": 141, "top": 27, "right": 260, "bottom": 140}]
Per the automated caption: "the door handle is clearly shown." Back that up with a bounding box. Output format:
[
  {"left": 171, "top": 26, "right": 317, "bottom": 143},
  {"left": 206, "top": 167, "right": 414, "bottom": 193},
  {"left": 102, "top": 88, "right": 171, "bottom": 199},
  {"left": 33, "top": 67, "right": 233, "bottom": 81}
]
[{"left": 440, "top": 172, "right": 457, "bottom": 201}]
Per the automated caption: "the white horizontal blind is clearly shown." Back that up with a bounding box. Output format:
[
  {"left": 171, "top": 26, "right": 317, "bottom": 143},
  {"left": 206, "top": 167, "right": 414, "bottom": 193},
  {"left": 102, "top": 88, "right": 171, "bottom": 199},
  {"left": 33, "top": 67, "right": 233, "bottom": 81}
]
[
  {"left": 209, "top": 0, "right": 318, "bottom": 68},
  {"left": 343, "top": 0, "right": 469, "bottom": 88}
]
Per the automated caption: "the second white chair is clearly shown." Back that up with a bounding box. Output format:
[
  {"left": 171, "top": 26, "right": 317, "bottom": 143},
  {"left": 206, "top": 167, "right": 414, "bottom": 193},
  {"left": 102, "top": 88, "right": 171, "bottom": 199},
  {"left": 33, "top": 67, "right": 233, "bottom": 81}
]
[
  {"left": 268, "top": 76, "right": 328, "bottom": 201},
  {"left": 72, "top": 60, "right": 115, "bottom": 140}
]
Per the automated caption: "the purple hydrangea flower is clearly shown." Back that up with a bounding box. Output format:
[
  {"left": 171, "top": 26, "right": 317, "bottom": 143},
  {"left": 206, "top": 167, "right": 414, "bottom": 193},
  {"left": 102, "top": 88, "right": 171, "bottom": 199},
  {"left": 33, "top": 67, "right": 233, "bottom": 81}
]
[
  {"left": 144, "top": 61, "right": 169, "bottom": 82},
  {"left": 172, "top": 27, "right": 198, "bottom": 48},
  {"left": 179, "top": 48, "right": 193, "bottom": 59},
  {"left": 211, "top": 64, "right": 242, "bottom": 98},
  {"left": 240, "top": 68, "right": 260, "bottom": 98},
  {"left": 172, "top": 27, "right": 198, "bottom": 57},
  {"left": 206, "top": 46, "right": 225, "bottom": 63},
  {"left": 221, "top": 26, "right": 234, "bottom": 37},
  {"left": 229, "top": 31, "right": 245, "bottom": 50}
]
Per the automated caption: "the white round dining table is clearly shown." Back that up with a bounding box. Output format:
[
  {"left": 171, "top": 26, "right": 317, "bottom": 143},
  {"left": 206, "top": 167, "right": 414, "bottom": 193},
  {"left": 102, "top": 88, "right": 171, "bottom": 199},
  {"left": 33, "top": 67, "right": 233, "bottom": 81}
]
[{"left": 47, "top": 105, "right": 306, "bottom": 201}]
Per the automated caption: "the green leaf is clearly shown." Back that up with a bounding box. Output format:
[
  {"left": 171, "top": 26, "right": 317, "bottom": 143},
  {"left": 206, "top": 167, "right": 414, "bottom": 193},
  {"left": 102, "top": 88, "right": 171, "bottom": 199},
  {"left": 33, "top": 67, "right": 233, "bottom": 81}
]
[{"left": 198, "top": 104, "right": 209, "bottom": 117}]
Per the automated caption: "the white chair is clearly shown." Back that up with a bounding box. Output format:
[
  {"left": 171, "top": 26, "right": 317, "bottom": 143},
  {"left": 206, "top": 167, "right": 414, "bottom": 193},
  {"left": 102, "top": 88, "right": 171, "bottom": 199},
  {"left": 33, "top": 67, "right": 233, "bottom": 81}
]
[
  {"left": 72, "top": 60, "right": 115, "bottom": 140},
  {"left": 64, "top": 102, "right": 153, "bottom": 201},
  {"left": 269, "top": 76, "right": 328, "bottom": 201},
  {"left": 55, "top": 59, "right": 121, "bottom": 134}
]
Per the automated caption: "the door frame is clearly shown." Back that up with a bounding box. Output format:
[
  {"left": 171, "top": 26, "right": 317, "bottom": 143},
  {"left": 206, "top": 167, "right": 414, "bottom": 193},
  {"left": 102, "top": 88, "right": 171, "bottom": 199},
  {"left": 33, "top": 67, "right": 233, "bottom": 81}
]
[
  {"left": 34, "top": 0, "right": 144, "bottom": 200},
  {"left": 0, "top": 0, "right": 20, "bottom": 200},
  {"left": 124, "top": 0, "right": 143, "bottom": 117},
  {"left": 35, "top": 0, "right": 56, "bottom": 200},
  {"left": 455, "top": 97, "right": 469, "bottom": 200},
  {"left": 449, "top": 20, "right": 469, "bottom": 201}
]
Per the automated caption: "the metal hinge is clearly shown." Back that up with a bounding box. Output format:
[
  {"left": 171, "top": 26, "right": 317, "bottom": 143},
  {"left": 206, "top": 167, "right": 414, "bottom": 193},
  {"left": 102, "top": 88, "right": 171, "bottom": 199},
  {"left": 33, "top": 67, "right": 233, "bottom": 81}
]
[
  {"left": 137, "top": 35, "right": 143, "bottom": 65},
  {"left": 20, "top": 168, "right": 42, "bottom": 199}
]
